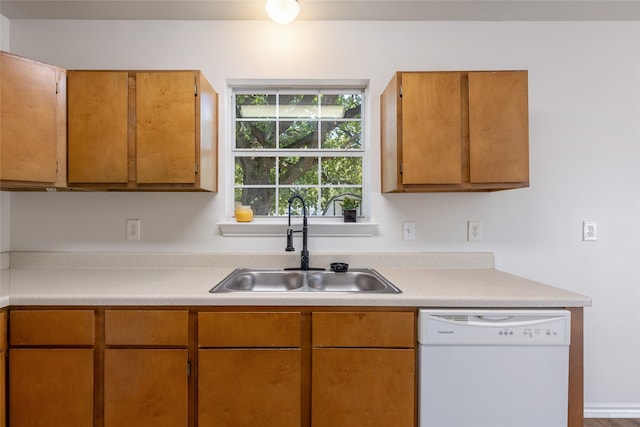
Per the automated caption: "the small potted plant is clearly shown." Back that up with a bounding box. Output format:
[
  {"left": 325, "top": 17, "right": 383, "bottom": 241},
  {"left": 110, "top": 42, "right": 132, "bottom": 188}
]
[{"left": 341, "top": 196, "right": 360, "bottom": 223}]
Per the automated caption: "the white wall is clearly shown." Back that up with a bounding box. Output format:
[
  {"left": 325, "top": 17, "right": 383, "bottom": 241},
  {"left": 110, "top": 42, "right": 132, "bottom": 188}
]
[
  {"left": 7, "top": 19, "right": 640, "bottom": 412},
  {"left": 0, "top": 13, "right": 9, "bottom": 50}
]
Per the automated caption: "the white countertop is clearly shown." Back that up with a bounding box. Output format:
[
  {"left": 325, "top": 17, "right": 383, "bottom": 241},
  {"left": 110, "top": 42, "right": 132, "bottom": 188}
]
[
  {"left": 7, "top": 268, "right": 591, "bottom": 307},
  {"left": 2, "top": 252, "right": 591, "bottom": 308}
]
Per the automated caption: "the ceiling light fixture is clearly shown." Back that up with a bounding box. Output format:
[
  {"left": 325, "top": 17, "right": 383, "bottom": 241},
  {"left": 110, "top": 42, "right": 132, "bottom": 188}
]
[{"left": 265, "top": 0, "right": 300, "bottom": 24}]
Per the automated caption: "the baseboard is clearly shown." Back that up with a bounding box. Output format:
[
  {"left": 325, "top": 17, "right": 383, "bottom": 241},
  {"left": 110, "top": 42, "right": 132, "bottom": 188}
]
[{"left": 585, "top": 404, "right": 640, "bottom": 418}]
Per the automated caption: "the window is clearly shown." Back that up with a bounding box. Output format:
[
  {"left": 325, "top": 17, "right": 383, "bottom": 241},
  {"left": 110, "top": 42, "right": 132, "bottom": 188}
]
[{"left": 232, "top": 87, "right": 365, "bottom": 219}]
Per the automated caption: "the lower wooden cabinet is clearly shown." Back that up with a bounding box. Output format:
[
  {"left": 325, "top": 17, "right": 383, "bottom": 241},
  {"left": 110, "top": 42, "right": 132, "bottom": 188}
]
[
  {"left": 198, "top": 349, "right": 301, "bottom": 427},
  {"left": 104, "top": 309, "right": 190, "bottom": 427},
  {"left": 6, "top": 307, "right": 417, "bottom": 427},
  {"left": 104, "top": 349, "right": 189, "bottom": 427},
  {"left": 9, "top": 348, "right": 94, "bottom": 427},
  {"left": 0, "top": 352, "right": 4, "bottom": 427},
  {"left": 197, "top": 311, "right": 303, "bottom": 426},
  {"left": 311, "top": 311, "right": 416, "bottom": 427},
  {"left": 8, "top": 309, "right": 96, "bottom": 427},
  {"left": 0, "top": 310, "right": 6, "bottom": 427}
]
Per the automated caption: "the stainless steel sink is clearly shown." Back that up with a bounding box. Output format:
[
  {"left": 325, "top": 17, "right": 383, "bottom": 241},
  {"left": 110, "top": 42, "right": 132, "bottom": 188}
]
[
  {"left": 213, "top": 269, "right": 305, "bottom": 292},
  {"left": 210, "top": 268, "right": 401, "bottom": 294},
  {"left": 306, "top": 270, "right": 397, "bottom": 292}
]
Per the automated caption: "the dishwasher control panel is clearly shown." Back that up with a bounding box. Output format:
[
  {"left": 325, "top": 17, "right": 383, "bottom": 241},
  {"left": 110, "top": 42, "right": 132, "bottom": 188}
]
[{"left": 418, "top": 309, "right": 571, "bottom": 346}]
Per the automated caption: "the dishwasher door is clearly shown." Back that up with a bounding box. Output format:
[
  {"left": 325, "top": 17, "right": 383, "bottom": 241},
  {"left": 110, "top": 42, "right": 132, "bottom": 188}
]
[{"left": 418, "top": 309, "right": 571, "bottom": 427}]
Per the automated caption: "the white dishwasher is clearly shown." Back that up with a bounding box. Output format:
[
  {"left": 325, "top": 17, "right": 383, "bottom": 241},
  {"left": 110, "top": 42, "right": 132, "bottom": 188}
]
[{"left": 418, "top": 309, "right": 571, "bottom": 427}]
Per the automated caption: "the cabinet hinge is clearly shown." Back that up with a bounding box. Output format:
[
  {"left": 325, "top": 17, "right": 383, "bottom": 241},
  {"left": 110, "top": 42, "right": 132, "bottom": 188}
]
[
  {"left": 195, "top": 161, "right": 199, "bottom": 175},
  {"left": 56, "top": 161, "right": 59, "bottom": 173},
  {"left": 399, "top": 162, "right": 403, "bottom": 174},
  {"left": 187, "top": 360, "right": 192, "bottom": 377},
  {"left": 399, "top": 85, "right": 402, "bottom": 97},
  {"left": 194, "top": 83, "right": 198, "bottom": 97},
  {"left": 55, "top": 81, "right": 59, "bottom": 94}
]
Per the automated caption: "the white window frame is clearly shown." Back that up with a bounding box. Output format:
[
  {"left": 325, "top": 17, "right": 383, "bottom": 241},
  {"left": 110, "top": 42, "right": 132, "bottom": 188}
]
[{"left": 218, "top": 79, "right": 377, "bottom": 237}]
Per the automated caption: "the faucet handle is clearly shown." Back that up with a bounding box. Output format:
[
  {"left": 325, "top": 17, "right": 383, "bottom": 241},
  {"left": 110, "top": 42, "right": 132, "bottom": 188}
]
[{"left": 285, "top": 228, "right": 295, "bottom": 252}]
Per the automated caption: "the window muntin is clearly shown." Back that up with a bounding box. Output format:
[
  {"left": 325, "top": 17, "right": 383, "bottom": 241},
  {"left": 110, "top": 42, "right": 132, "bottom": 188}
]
[{"left": 233, "top": 89, "right": 365, "bottom": 218}]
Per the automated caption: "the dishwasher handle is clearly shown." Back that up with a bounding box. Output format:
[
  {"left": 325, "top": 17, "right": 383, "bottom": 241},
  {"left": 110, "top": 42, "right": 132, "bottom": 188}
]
[{"left": 476, "top": 315, "right": 511, "bottom": 321}]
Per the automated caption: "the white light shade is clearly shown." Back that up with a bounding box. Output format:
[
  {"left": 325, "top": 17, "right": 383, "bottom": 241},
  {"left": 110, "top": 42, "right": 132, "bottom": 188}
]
[
  {"left": 265, "top": 0, "right": 300, "bottom": 24},
  {"left": 239, "top": 104, "right": 345, "bottom": 119}
]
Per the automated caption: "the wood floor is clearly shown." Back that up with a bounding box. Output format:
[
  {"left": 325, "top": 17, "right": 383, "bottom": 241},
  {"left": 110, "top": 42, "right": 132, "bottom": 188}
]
[{"left": 585, "top": 420, "right": 640, "bottom": 427}]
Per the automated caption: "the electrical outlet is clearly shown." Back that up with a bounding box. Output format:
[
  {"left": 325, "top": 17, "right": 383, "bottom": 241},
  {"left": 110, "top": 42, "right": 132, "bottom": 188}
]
[
  {"left": 126, "top": 219, "right": 141, "bottom": 241},
  {"left": 467, "top": 221, "right": 482, "bottom": 242},
  {"left": 583, "top": 221, "right": 597, "bottom": 241},
  {"left": 403, "top": 222, "right": 415, "bottom": 241}
]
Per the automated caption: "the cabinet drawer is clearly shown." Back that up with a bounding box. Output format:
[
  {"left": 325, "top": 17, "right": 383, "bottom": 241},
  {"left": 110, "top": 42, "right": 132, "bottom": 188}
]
[
  {"left": 198, "top": 312, "right": 300, "bottom": 348},
  {"left": 105, "top": 309, "right": 189, "bottom": 346},
  {"left": 10, "top": 310, "right": 95, "bottom": 346},
  {"left": 312, "top": 311, "right": 415, "bottom": 348}
]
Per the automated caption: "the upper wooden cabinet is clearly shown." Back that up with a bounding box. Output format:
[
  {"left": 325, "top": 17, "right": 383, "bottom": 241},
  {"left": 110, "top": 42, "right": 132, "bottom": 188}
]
[
  {"left": 381, "top": 70, "right": 529, "bottom": 192},
  {"left": 67, "top": 70, "right": 218, "bottom": 191},
  {"left": 0, "top": 51, "right": 67, "bottom": 190}
]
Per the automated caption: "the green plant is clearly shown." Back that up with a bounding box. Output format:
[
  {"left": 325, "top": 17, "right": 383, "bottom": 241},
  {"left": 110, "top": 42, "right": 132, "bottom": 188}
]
[{"left": 341, "top": 196, "right": 360, "bottom": 210}]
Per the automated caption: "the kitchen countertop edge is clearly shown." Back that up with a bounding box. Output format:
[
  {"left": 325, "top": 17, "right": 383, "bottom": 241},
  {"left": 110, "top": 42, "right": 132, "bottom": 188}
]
[{"left": 3, "top": 261, "right": 592, "bottom": 308}]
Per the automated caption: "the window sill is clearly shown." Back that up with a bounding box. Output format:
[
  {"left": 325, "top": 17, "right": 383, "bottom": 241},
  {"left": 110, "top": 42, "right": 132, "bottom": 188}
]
[{"left": 218, "top": 219, "right": 378, "bottom": 237}]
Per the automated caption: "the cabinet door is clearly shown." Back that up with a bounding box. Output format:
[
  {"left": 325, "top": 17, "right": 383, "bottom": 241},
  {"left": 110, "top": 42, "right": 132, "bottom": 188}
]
[
  {"left": 0, "top": 351, "right": 5, "bottom": 427},
  {"left": 198, "top": 349, "right": 301, "bottom": 427},
  {"left": 401, "top": 72, "right": 462, "bottom": 185},
  {"left": 9, "top": 349, "right": 94, "bottom": 427},
  {"left": 68, "top": 71, "right": 129, "bottom": 183},
  {"left": 0, "top": 312, "right": 4, "bottom": 427},
  {"left": 312, "top": 348, "right": 415, "bottom": 427},
  {"left": 0, "top": 52, "right": 60, "bottom": 183},
  {"left": 136, "top": 71, "right": 196, "bottom": 184},
  {"left": 104, "top": 349, "right": 188, "bottom": 427},
  {"left": 468, "top": 71, "right": 529, "bottom": 183}
]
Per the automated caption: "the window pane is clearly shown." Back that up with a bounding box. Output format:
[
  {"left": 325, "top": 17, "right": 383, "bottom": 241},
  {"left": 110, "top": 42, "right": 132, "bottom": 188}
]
[
  {"left": 321, "top": 121, "right": 362, "bottom": 149},
  {"left": 232, "top": 87, "right": 365, "bottom": 218},
  {"left": 236, "top": 121, "right": 276, "bottom": 149},
  {"left": 236, "top": 94, "right": 276, "bottom": 119},
  {"left": 320, "top": 188, "right": 363, "bottom": 216},
  {"left": 279, "top": 121, "right": 317, "bottom": 149},
  {"left": 279, "top": 156, "right": 318, "bottom": 185},
  {"left": 279, "top": 188, "right": 319, "bottom": 216},
  {"left": 279, "top": 94, "right": 318, "bottom": 118},
  {"left": 235, "top": 157, "right": 276, "bottom": 185},
  {"left": 321, "top": 157, "right": 362, "bottom": 185},
  {"left": 321, "top": 93, "right": 361, "bottom": 119},
  {"left": 235, "top": 187, "right": 275, "bottom": 216}
]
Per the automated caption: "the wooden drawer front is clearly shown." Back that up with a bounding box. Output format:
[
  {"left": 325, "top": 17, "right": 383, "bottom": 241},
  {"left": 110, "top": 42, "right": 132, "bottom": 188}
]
[
  {"left": 198, "top": 312, "right": 300, "bottom": 348},
  {"left": 10, "top": 310, "right": 95, "bottom": 346},
  {"left": 312, "top": 311, "right": 415, "bottom": 348},
  {"left": 105, "top": 310, "right": 189, "bottom": 346}
]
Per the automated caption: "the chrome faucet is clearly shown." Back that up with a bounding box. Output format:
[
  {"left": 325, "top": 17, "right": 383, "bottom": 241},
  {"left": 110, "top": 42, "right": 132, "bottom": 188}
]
[{"left": 285, "top": 195, "right": 323, "bottom": 271}]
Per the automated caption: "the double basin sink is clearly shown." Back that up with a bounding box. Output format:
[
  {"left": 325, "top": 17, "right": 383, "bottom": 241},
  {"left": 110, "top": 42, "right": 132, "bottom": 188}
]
[{"left": 210, "top": 268, "right": 401, "bottom": 294}]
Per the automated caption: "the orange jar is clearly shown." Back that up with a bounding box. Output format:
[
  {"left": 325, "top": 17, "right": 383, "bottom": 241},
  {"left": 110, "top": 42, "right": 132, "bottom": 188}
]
[{"left": 235, "top": 205, "right": 254, "bottom": 222}]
